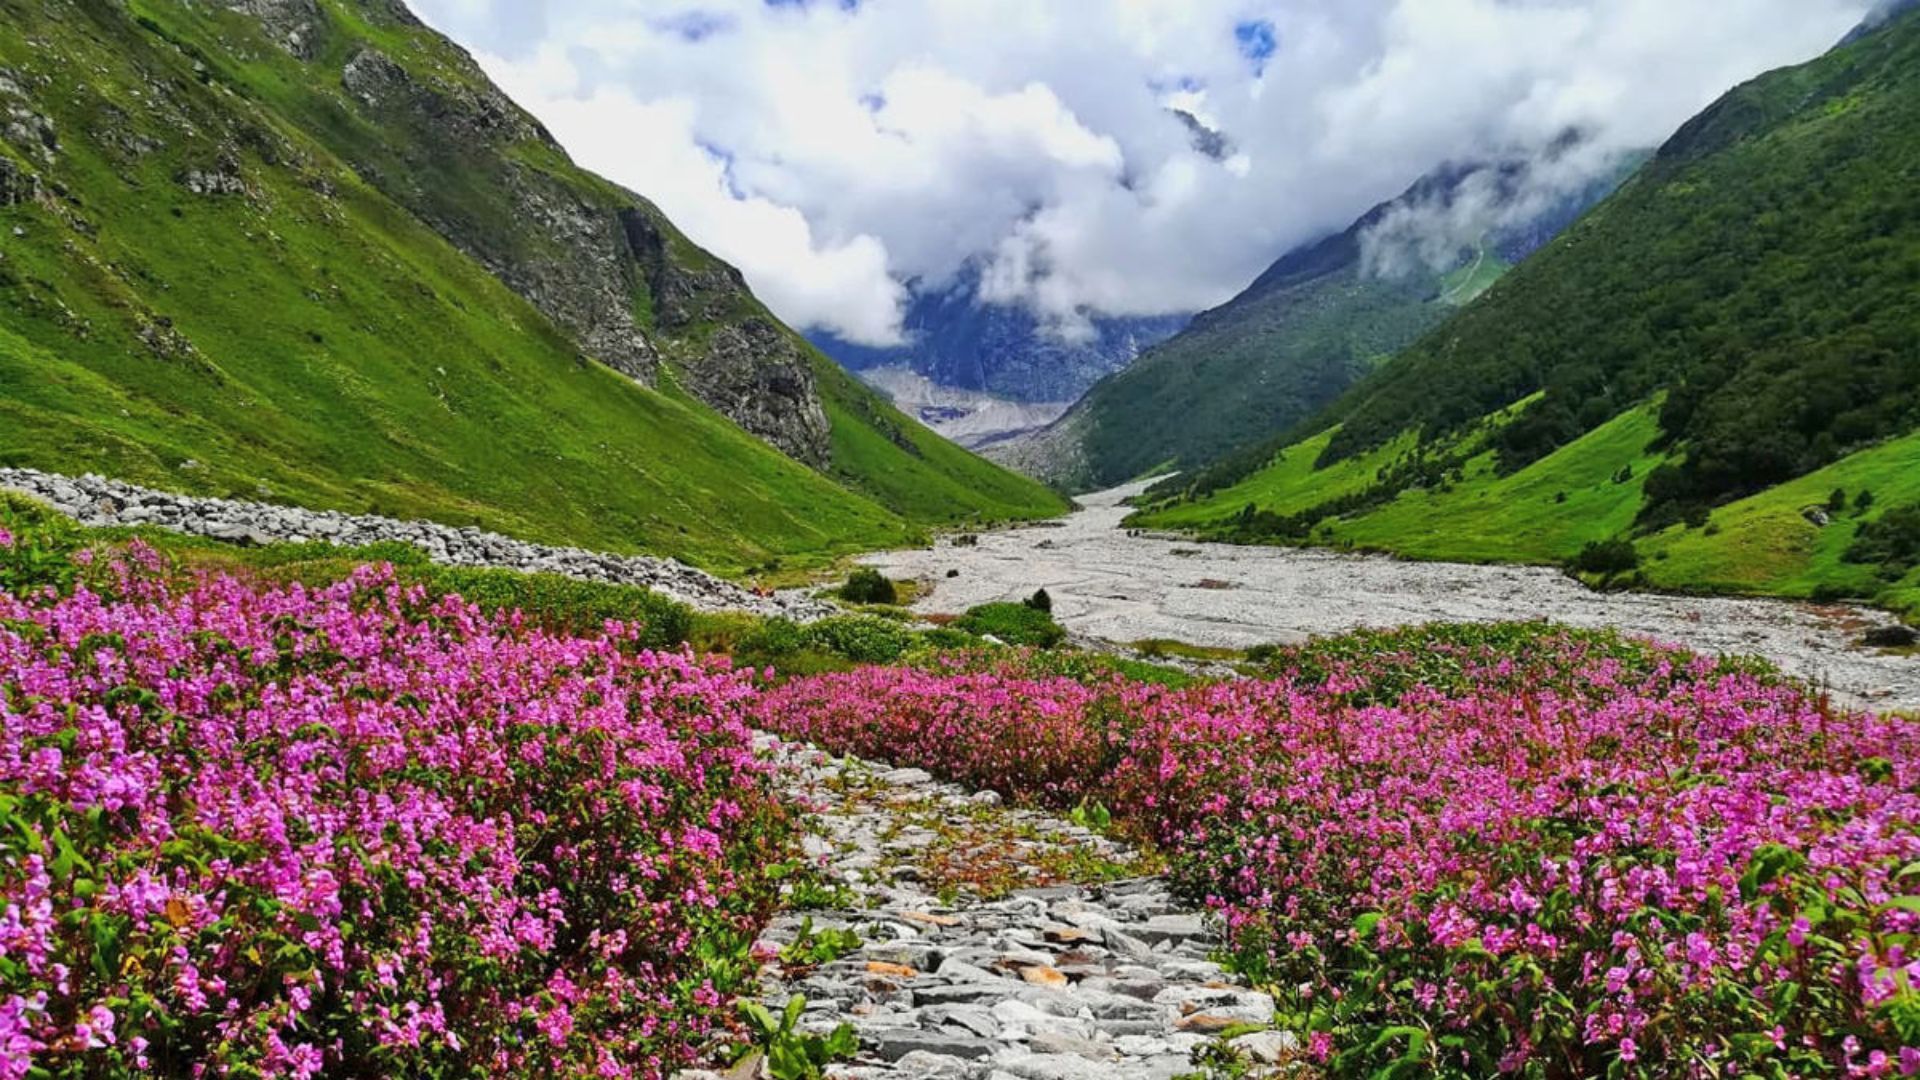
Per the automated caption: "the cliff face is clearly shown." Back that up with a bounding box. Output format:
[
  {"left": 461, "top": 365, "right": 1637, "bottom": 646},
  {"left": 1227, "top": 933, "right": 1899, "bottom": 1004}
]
[{"left": 213, "top": 0, "right": 830, "bottom": 463}]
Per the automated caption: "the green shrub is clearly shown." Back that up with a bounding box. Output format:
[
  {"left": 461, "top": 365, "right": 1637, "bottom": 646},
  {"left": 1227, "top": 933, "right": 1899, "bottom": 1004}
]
[
  {"left": 1845, "top": 503, "right": 1920, "bottom": 575},
  {"left": 803, "top": 616, "right": 912, "bottom": 664},
  {"left": 0, "top": 494, "right": 83, "bottom": 596},
  {"left": 953, "top": 602, "right": 1066, "bottom": 648},
  {"left": 838, "top": 567, "right": 897, "bottom": 605},
  {"left": 1570, "top": 538, "right": 1640, "bottom": 576},
  {"left": 416, "top": 566, "right": 692, "bottom": 648},
  {"left": 742, "top": 617, "right": 810, "bottom": 658},
  {"left": 915, "top": 627, "right": 980, "bottom": 651}
]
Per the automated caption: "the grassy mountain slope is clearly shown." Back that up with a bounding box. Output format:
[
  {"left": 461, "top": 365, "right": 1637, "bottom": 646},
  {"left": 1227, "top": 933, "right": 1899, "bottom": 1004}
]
[
  {"left": 0, "top": 0, "right": 1061, "bottom": 574},
  {"left": 1018, "top": 159, "right": 1623, "bottom": 491},
  {"left": 1133, "top": 9, "right": 1920, "bottom": 616}
]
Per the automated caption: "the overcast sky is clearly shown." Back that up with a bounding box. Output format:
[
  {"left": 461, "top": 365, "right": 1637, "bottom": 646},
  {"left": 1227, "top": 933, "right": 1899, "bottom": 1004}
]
[{"left": 405, "top": 0, "right": 1871, "bottom": 345}]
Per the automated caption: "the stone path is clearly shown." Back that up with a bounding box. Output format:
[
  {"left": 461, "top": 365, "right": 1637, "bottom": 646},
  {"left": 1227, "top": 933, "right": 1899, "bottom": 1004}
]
[{"left": 740, "top": 736, "right": 1298, "bottom": 1080}]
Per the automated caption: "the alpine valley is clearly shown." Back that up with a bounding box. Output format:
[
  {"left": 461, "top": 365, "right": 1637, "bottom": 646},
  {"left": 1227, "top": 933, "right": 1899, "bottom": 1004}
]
[{"left": 3, "top": 5, "right": 1920, "bottom": 1080}]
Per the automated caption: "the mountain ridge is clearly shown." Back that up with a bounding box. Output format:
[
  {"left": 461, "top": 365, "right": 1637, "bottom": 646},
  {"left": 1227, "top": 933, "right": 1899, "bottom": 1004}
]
[{"left": 997, "top": 150, "right": 1635, "bottom": 490}]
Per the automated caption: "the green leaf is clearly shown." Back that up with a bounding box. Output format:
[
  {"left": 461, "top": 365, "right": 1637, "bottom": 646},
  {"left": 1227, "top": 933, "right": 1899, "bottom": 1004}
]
[{"left": 1878, "top": 896, "right": 1920, "bottom": 916}]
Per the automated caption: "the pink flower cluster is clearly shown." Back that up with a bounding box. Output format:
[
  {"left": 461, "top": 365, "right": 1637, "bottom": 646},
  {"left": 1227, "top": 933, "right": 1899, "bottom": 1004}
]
[
  {"left": 1, "top": 560, "right": 790, "bottom": 1078},
  {"left": 756, "top": 637, "right": 1920, "bottom": 1075}
]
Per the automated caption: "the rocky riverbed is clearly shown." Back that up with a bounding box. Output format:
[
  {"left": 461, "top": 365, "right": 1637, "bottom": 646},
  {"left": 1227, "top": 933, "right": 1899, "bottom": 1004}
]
[
  {"left": 734, "top": 735, "right": 1294, "bottom": 1080},
  {"left": 859, "top": 481, "right": 1920, "bottom": 712},
  {"left": 0, "top": 469, "right": 834, "bottom": 621}
]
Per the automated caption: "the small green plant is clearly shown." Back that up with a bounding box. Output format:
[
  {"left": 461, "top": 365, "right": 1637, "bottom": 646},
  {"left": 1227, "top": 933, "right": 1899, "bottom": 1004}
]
[
  {"left": 838, "top": 567, "right": 898, "bottom": 605},
  {"left": 737, "top": 997, "right": 858, "bottom": 1080},
  {"left": 778, "top": 918, "right": 862, "bottom": 968},
  {"left": 782, "top": 873, "right": 859, "bottom": 911},
  {"left": 1828, "top": 487, "right": 1849, "bottom": 513},
  {"left": 1067, "top": 798, "right": 1113, "bottom": 833},
  {"left": 1174, "top": 1036, "right": 1257, "bottom": 1080}
]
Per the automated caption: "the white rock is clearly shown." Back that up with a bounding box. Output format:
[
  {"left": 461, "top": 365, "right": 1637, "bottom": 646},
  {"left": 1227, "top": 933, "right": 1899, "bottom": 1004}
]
[{"left": 1229, "top": 1030, "right": 1300, "bottom": 1064}]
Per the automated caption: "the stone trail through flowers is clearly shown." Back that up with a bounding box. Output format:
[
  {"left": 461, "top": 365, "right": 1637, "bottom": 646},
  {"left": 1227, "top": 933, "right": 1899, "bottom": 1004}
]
[{"left": 729, "top": 736, "right": 1292, "bottom": 1080}]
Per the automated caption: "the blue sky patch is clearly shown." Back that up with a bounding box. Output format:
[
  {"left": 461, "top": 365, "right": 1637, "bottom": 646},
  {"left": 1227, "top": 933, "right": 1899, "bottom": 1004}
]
[
  {"left": 653, "top": 10, "right": 736, "bottom": 41},
  {"left": 1235, "top": 19, "right": 1277, "bottom": 74}
]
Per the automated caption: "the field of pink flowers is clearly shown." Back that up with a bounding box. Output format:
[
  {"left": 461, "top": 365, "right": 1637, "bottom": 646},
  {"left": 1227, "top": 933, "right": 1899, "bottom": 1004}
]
[
  {"left": 757, "top": 629, "right": 1920, "bottom": 1077},
  {"left": 0, "top": 541, "right": 791, "bottom": 1078},
  {"left": 5, "top": 513, "right": 1919, "bottom": 1078}
]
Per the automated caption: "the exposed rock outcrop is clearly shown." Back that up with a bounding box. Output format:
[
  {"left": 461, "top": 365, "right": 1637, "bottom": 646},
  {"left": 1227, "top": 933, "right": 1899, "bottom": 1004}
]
[
  {"left": 297, "top": 8, "right": 834, "bottom": 460},
  {"left": 0, "top": 156, "right": 40, "bottom": 206},
  {"left": 693, "top": 319, "right": 833, "bottom": 466},
  {"left": 218, "top": 0, "right": 325, "bottom": 60}
]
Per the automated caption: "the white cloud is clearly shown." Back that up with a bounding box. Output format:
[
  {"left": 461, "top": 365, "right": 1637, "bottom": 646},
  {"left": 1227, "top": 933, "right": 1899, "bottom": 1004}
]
[{"left": 406, "top": 0, "right": 1874, "bottom": 345}]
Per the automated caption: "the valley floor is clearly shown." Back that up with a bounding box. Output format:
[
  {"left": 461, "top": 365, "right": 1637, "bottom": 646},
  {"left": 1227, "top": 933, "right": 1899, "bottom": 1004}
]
[{"left": 857, "top": 481, "right": 1920, "bottom": 711}]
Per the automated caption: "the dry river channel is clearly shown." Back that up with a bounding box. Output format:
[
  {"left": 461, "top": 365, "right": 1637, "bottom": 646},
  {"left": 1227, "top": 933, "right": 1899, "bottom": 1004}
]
[{"left": 859, "top": 480, "right": 1920, "bottom": 713}]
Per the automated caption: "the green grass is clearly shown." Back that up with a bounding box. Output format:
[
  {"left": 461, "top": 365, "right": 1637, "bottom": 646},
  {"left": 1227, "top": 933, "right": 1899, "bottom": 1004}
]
[
  {"left": 1437, "top": 245, "right": 1509, "bottom": 306},
  {"left": 1135, "top": 395, "right": 1920, "bottom": 619},
  {"left": 1642, "top": 430, "right": 1920, "bottom": 614},
  {"left": 1130, "top": 639, "right": 1244, "bottom": 663},
  {"left": 1329, "top": 406, "right": 1668, "bottom": 563},
  {"left": 816, "top": 363, "right": 1068, "bottom": 527},
  {"left": 0, "top": 0, "right": 1059, "bottom": 577},
  {"left": 1135, "top": 403, "right": 1661, "bottom": 565},
  {"left": 1137, "top": 429, "right": 1418, "bottom": 529}
]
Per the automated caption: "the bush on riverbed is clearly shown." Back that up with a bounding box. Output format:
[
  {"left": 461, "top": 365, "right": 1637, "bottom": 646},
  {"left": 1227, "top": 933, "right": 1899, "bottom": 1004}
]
[
  {"left": 837, "top": 567, "right": 898, "bottom": 605},
  {"left": 1570, "top": 537, "right": 1641, "bottom": 576},
  {"left": 953, "top": 602, "right": 1067, "bottom": 648}
]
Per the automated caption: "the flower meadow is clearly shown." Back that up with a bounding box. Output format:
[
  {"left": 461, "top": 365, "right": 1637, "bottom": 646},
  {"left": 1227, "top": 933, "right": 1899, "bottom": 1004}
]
[
  {"left": 0, "top": 544, "right": 792, "bottom": 1078},
  {"left": 756, "top": 627, "right": 1920, "bottom": 1077},
  {"left": 5, "top": 514, "right": 1920, "bottom": 1080}
]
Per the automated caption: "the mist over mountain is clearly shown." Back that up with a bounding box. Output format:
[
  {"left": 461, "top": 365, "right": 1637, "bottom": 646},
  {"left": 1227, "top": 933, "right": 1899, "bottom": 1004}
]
[
  {"left": 811, "top": 262, "right": 1189, "bottom": 404},
  {"left": 993, "top": 147, "right": 1638, "bottom": 490}
]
